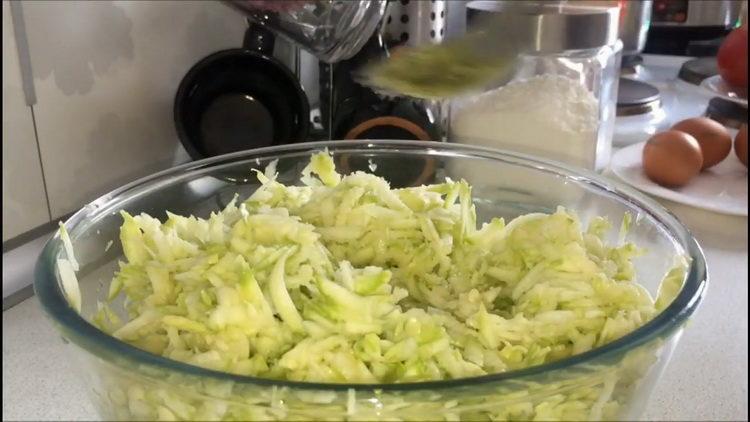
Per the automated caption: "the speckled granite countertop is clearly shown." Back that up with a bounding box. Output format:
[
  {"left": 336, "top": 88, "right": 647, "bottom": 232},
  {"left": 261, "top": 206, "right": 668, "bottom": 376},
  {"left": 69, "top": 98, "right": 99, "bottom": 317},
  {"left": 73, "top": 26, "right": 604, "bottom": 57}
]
[{"left": 3, "top": 192, "right": 747, "bottom": 421}]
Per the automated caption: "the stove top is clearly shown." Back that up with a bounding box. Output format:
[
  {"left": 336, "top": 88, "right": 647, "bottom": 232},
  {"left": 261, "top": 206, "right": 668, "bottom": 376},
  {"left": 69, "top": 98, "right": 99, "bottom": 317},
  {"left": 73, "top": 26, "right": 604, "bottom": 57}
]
[{"left": 613, "top": 54, "right": 725, "bottom": 147}]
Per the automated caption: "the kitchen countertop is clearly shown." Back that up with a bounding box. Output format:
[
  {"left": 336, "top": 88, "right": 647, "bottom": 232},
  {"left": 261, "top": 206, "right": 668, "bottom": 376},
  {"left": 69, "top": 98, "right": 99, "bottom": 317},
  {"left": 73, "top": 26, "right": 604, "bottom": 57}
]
[{"left": 2, "top": 189, "right": 748, "bottom": 421}]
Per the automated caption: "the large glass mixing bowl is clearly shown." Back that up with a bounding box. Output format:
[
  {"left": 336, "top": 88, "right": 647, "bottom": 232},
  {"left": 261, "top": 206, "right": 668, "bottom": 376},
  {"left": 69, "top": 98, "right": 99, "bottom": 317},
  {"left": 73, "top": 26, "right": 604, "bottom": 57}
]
[{"left": 35, "top": 140, "right": 707, "bottom": 421}]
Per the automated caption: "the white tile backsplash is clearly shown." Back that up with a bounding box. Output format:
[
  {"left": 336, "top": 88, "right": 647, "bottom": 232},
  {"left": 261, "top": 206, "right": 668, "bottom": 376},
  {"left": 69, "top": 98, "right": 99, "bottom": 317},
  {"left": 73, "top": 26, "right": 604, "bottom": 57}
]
[
  {"left": 21, "top": 1, "right": 247, "bottom": 218},
  {"left": 2, "top": 0, "right": 50, "bottom": 241}
]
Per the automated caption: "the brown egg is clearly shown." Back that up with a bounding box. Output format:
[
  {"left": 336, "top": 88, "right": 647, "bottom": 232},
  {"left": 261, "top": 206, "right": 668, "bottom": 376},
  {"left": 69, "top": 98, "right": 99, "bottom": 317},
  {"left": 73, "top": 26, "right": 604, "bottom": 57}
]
[
  {"left": 736, "top": 124, "right": 748, "bottom": 168},
  {"left": 642, "top": 131, "right": 704, "bottom": 188},
  {"left": 671, "top": 117, "right": 732, "bottom": 170}
]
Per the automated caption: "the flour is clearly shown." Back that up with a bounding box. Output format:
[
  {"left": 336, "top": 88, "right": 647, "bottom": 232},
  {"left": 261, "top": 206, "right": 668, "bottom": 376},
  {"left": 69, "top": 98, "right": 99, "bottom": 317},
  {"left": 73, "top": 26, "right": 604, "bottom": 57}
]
[{"left": 450, "top": 74, "right": 601, "bottom": 170}]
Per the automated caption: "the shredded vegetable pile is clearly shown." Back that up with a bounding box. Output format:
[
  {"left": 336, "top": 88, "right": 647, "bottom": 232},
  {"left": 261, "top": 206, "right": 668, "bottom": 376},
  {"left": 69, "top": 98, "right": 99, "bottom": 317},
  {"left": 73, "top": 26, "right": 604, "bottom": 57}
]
[{"left": 88, "top": 152, "right": 681, "bottom": 386}]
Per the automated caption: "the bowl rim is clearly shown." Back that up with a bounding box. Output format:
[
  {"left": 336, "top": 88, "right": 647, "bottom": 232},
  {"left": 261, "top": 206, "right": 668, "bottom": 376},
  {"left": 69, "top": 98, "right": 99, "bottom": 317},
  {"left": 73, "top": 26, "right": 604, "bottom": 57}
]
[{"left": 34, "top": 139, "right": 708, "bottom": 392}]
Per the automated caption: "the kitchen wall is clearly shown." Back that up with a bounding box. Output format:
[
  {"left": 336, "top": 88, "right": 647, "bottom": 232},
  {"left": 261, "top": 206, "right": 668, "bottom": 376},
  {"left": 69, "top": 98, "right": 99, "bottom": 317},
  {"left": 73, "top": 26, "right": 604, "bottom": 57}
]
[
  {"left": 2, "top": 0, "right": 248, "bottom": 241},
  {"left": 3, "top": 1, "right": 457, "bottom": 243}
]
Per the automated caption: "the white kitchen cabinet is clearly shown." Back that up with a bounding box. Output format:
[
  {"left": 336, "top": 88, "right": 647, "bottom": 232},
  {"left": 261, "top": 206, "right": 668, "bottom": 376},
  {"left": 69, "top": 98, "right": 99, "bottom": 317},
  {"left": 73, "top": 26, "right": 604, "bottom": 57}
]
[
  {"left": 2, "top": 0, "right": 50, "bottom": 241},
  {"left": 22, "top": 1, "right": 246, "bottom": 218}
]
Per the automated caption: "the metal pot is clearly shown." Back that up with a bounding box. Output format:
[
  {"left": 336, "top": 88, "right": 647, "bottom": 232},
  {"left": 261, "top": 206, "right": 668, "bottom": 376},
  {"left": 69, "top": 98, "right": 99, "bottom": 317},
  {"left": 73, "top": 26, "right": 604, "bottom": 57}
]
[{"left": 618, "top": 0, "right": 652, "bottom": 56}]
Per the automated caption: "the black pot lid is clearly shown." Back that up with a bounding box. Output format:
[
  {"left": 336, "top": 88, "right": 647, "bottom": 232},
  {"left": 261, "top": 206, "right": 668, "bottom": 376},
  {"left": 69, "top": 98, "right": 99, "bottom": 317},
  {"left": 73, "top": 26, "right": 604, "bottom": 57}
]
[
  {"left": 174, "top": 49, "right": 310, "bottom": 161},
  {"left": 199, "top": 93, "right": 276, "bottom": 156}
]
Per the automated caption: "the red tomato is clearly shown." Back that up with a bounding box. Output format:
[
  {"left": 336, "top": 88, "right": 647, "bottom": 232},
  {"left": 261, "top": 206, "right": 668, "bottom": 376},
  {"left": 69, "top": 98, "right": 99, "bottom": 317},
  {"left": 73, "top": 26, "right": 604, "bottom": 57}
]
[{"left": 717, "top": 25, "right": 748, "bottom": 89}]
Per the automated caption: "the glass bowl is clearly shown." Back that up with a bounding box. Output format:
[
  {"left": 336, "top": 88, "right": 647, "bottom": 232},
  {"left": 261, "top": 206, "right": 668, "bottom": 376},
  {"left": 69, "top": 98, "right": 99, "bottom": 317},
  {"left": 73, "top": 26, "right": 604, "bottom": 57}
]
[
  {"left": 35, "top": 140, "right": 707, "bottom": 421},
  {"left": 223, "top": 0, "right": 387, "bottom": 63}
]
